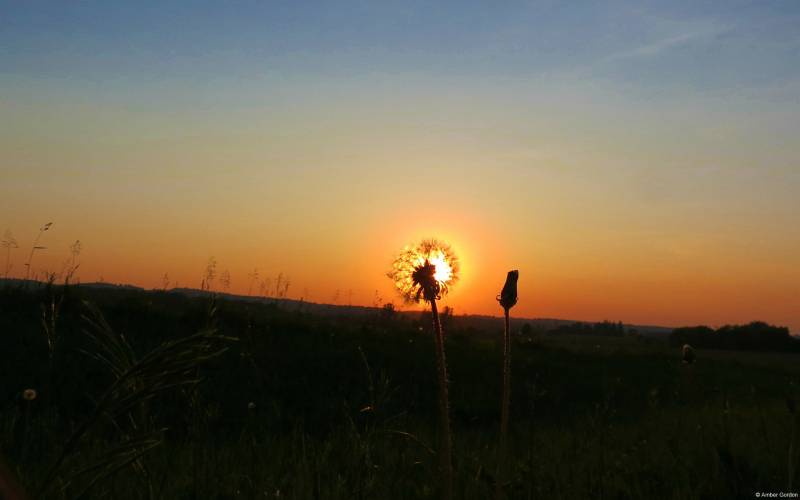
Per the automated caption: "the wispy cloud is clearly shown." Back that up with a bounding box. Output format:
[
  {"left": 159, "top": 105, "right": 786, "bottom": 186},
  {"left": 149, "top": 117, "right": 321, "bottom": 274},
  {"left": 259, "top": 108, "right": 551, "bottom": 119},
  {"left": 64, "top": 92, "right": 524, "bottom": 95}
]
[
  {"left": 600, "top": 24, "right": 732, "bottom": 64},
  {"left": 541, "top": 22, "right": 734, "bottom": 82}
]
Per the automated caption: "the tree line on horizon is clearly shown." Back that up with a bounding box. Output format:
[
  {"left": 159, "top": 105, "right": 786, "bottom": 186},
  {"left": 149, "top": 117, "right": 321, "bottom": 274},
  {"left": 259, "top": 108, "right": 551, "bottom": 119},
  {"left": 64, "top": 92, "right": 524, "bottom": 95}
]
[
  {"left": 536, "top": 318, "right": 799, "bottom": 353},
  {"left": 670, "top": 321, "right": 798, "bottom": 352}
]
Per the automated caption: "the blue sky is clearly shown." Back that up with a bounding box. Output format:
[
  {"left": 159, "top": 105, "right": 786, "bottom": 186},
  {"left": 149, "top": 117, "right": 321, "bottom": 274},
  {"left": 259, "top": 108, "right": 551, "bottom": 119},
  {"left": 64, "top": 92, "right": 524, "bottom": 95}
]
[{"left": 2, "top": 1, "right": 799, "bottom": 89}]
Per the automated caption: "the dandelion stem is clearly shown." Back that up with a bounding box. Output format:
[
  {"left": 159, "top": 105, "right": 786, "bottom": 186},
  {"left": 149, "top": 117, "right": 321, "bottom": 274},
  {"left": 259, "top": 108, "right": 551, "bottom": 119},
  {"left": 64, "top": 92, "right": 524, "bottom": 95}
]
[{"left": 430, "top": 297, "right": 453, "bottom": 500}]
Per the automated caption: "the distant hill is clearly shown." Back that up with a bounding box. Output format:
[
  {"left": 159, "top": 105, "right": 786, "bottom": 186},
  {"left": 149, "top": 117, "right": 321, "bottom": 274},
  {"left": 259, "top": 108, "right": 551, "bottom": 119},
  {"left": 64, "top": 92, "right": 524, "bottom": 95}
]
[
  {"left": 0, "top": 278, "right": 144, "bottom": 292},
  {"left": 0, "top": 278, "right": 674, "bottom": 336},
  {"left": 173, "top": 288, "right": 674, "bottom": 337}
]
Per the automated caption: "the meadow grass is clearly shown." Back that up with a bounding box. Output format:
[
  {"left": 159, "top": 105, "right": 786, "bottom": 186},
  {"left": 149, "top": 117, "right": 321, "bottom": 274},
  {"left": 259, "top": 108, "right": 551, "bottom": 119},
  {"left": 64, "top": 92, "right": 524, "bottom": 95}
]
[{"left": 1, "top": 284, "right": 799, "bottom": 498}]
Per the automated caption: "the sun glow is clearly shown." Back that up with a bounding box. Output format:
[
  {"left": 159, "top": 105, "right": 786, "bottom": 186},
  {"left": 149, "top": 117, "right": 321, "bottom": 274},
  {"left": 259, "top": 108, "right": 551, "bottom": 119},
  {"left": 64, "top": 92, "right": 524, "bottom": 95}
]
[
  {"left": 388, "top": 239, "right": 460, "bottom": 303},
  {"left": 427, "top": 251, "right": 453, "bottom": 284}
]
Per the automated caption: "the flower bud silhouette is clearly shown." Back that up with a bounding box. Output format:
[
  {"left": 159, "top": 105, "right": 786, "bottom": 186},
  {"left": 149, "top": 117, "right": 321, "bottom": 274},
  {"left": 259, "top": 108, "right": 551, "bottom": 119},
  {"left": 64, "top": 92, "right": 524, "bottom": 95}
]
[
  {"left": 497, "top": 270, "right": 519, "bottom": 310},
  {"left": 495, "top": 269, "right": 519, "bottom": 500}
]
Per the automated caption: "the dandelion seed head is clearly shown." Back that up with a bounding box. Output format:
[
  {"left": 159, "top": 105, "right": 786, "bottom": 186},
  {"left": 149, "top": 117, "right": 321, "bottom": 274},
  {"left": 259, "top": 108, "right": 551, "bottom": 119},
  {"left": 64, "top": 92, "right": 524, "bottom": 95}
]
[
  {"left": 22, "top": 388, "right": 37, "bottom": 401},
  {"left": 387, "top": 239, "right": 459, "bottom": 303}
]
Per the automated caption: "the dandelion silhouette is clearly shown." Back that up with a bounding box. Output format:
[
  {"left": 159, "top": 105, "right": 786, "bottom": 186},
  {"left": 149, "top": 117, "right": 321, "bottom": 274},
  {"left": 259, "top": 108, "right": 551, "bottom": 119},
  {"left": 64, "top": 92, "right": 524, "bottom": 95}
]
[
  {"left": 389, "top": 239, "right": 459, "bottom": 303},
  {"left": 388, "top": 238, "right": 458, "bottom": 500}
]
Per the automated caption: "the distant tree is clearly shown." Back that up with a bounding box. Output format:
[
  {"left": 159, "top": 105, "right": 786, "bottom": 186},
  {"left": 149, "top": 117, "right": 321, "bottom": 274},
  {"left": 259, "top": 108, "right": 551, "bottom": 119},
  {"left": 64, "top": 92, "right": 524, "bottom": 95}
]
[
  {"left": 380, "top": 302, "right": 396, "bottom": 322},
  {"left": 440, "top": 306, "right": 454, "bottom": 330},
  {"left": 549, "top": 320, "right": 625, "bottom": 337},
  {"left": 670, "top": 326, "right": 716, "bottom": 348},
  {"left": 670, "top": 322, "right": 796, "bottom": 352}
]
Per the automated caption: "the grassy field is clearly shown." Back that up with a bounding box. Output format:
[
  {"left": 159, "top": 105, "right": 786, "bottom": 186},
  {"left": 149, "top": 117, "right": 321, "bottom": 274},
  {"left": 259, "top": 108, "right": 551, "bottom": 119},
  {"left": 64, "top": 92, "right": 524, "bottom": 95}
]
[{"left": 1, "top": 283, "right": 799, "bottom": 499}]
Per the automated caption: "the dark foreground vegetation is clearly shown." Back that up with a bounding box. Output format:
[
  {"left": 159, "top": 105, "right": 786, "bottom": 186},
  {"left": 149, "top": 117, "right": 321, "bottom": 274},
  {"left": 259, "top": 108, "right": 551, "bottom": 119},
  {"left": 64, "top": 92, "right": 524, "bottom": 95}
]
[{"left": 1, "top": 283, "right": 799, "bottom": 499}]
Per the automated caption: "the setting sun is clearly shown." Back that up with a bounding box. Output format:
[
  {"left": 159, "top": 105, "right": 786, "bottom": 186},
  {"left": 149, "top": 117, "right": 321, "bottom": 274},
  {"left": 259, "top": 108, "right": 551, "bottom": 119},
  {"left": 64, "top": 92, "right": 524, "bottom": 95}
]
[
  {"left": 388, "top": 239, "right": 460, "bottom": 303},
  {"left": 429, "top": 251, "right": 453, "bottom": 285}
]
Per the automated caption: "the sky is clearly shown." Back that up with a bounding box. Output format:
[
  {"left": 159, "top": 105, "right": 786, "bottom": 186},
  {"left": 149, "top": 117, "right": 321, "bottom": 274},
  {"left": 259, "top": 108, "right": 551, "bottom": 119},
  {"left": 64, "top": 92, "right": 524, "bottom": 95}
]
[{"left": 1, "top": 1, "right": 799, "bottom": 331}]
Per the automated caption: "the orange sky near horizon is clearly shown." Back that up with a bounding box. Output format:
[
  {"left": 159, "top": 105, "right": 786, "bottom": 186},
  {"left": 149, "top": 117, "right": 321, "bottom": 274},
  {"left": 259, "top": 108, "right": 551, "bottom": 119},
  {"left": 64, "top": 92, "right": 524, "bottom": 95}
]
[
  {"left": 3, "top": 119, "right": 798, "bottom": 332},
  {"left": 2, "top": 99, "right": 799, "bottom": 330},
  {"left": 3, "top": 192, "right": 798, "bottom": 333}
]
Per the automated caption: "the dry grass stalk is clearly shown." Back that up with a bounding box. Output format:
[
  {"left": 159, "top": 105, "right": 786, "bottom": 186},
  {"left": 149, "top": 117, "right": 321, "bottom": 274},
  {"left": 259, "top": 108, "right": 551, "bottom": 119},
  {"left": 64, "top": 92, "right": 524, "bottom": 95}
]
[{"left": 24, "top": 222, "right": 52, "bottom": 282}]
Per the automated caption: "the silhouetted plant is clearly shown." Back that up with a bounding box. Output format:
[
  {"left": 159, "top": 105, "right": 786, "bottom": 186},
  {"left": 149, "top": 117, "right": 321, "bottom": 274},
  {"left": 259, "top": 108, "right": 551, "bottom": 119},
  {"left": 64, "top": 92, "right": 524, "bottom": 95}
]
[
  {"left": 0, "top": 452, "right": 29, "bottom": 500},
  {"left": 388, "top": 238, "right": 459, "bottom": 500},
  {"left": 58, "top": 240, "right": 82, "bottom": 285},
  {"left": 35, "top": 301, "right": 234, "bottom": 498},
  {"left": 275, "top": 273, "right": 290, "bottom": 299},
  {"left": 220, "top": 269, "right": 231, "bottom": 292},
  {"left": 202, "top": 257, "right": 217, "bottom": 291},
  {"left": 273, "top": 272, "right": 292, "bottom": 298},
  {"left": 69, "top": 240, "right": 81, "bottom": 276},
  {"left": 24, "top": 222, "right": 52, "bottom": 282},
  {"left": 247, "top": 268, "right": 259, "bottom": 296},
  {"left": 2, "top": 229, "right": 18, "bottom": 279},
  {"left": 161, "top": 272, "right": 170, "bottom": 291},
  {"left": 40, "top": 272, "right": 64, "bottom": 361},
  {"left": 495, "top": 270, "right": 518, "bottom": 500}
]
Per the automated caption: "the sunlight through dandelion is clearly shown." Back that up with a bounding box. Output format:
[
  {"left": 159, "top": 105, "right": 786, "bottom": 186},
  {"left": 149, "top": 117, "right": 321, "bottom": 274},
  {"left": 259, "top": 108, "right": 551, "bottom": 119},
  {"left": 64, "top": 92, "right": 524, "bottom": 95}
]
[{"left": 388, "top": 239, "right": 459, "bottom": 303}]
